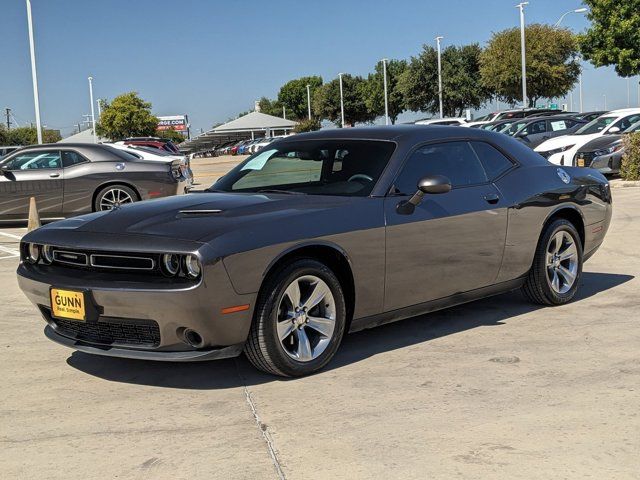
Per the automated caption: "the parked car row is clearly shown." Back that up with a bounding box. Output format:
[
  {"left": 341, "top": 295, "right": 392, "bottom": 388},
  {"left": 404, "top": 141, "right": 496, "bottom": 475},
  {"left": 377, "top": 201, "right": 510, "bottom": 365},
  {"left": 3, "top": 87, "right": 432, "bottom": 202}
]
[{"left": 0, "top": 143, "right": 192, "bottom": 221}]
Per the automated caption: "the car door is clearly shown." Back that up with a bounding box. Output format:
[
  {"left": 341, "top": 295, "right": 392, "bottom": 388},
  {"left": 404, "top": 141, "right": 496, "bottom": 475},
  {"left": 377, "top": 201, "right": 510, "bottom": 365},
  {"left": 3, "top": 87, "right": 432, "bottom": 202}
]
[
  {"left": 383, "top": 140, "right": 511, "bottom": 311},
  {"left": 60, "top": 150, "right": 93, "bottom": 215},
  {"left": 520, "top": 120, "right": 549, "bottom": 146},
  {"left": 0, "top": 149, "right": 63, "bottom": 218}
]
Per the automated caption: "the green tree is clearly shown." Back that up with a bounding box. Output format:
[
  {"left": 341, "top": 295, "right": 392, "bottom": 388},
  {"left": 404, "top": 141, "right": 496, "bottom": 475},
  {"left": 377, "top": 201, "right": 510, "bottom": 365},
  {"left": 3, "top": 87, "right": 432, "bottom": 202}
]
[
  {"left": 293, "top": 118, "right": 321, "bottom": 133},
  {"left": 157, "top": 129, "right": 186, "bottom": 144},
  {"left": 313, "top": 74, "right": 375, "bottom": 127},
  {"left": 579, "top": 0, "right": 640, "bottom": 77},
  {"left": 257, "top": 97, "right": 283, "bottom": 117},
  {"left": 362, "top": 59, "right": 407, "bottom": 124},
  {"left": 96, "top": 92, "right": 159, "bottom": 140},
  {"left": 0, "top": 125, "right": 7, "bottom": 146},
  {"left": 399, "top": 44, "right": 491, "bottom": 117},
  {"left": 480, "top": 24, "right": 580, "bottom": 107},
  {"left": 3, "top": 126, "right": 61, "bottom": 145},
  {"left": 277, "top": 76, "right": 323, "bottom": 120}
]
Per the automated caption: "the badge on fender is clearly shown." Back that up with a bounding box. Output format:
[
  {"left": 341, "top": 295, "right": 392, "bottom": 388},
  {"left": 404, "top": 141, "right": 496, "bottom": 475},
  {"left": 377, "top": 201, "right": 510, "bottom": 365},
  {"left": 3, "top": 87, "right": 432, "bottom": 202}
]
[{"left": 557, "top": 168, "right": 571, "bottom": 184}]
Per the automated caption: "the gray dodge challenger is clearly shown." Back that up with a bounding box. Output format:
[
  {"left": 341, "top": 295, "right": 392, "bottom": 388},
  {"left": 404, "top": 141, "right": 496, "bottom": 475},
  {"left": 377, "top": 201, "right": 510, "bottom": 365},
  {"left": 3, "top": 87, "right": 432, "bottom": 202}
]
[{"left": 17, "top": 126, "right": 612, "bottom": 377}]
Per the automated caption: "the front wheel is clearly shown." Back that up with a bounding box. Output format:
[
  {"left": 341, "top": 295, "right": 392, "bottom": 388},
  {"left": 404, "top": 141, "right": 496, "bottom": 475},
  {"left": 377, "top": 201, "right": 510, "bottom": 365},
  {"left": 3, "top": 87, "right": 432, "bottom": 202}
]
[
  {"left": 522, "top": 219, "right": 583, "bottom": 305},
  {"left": 244, "top": 259, "right": 347, "bottom": 377}
]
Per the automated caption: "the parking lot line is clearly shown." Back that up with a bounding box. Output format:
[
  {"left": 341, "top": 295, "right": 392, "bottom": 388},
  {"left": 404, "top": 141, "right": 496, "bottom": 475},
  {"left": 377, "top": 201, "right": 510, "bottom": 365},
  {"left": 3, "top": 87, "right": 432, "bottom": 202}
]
[{"left": 0, "top": 231, "right": 24, "bottom": 240}]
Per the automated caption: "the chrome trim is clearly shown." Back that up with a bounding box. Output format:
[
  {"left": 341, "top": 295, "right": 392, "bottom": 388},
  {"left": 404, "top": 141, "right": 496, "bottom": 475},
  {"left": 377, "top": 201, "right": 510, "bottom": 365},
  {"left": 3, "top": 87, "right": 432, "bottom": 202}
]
[
  {"left": 178, "top": 209, "right": 222, "bottom": 214},
  {"left": 89, "top": 254, "right": 155, "bottom": 271},
  {"left": 53, "top": 250, "right": 89, "bottom": 266}
]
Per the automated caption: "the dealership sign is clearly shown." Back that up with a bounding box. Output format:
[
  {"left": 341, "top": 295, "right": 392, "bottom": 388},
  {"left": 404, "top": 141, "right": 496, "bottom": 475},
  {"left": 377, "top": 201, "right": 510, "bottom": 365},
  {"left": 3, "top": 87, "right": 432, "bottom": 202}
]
[{"left": 157, "top": 115, "right": 188, "bottom": 132}]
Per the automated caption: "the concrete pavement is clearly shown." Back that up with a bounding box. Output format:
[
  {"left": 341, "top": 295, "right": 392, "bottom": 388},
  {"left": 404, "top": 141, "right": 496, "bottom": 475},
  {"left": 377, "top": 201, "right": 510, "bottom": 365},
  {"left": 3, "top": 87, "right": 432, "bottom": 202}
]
[{"left": 1, "top": 189, "right": 638, "bottom": 479}]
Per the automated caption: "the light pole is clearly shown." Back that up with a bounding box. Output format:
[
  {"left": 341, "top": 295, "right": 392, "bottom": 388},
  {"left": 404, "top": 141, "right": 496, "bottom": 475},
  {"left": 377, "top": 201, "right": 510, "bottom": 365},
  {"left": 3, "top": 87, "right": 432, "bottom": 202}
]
[
  {"left": 88, "top": 76, "right": 96, "bottom": 143},
  {"left": 282, "top": 105, "right": 286, "bottom": 120},
  {"left": 435, "top": 37, "right": 444, "bottom": 118},
  {"left": 554, "top": 7, "right": 588, "bottom": 27},
  {"left": 381, "top": 58, "right": 390, "bottom": 125},
  {"left": 516, "top": 3, "right": 528, "bottom": 109},
  {"left": 25, "top": 0, "right": 43, "bottom": 144},
  {"left": 627, "top": 77, "right": 631, "bottom": 107},
  {"left": 555, "top": 8, "right": 588, "bottom": 113},
  {"left": 338, "top": 73, "right": 345, "bottom": 128},
  {"left": 306, "top": 84, "right": 312, "bottom": 120},
  {"left": 97, "top": 98, "right": 102, "bottom": 117},
  {"left": 603, "top": 94, "right": 607, "bottom": 110}
]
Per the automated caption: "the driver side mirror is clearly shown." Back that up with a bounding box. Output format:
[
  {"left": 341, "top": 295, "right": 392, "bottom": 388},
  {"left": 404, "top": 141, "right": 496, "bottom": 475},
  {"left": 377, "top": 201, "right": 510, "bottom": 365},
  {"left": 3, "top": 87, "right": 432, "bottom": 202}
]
[
  {"left": 397, "top": 174, "right": 452, "bottom": 215},
  {"left": 0, "top": 165, "right": 9, "bottom": 176},
  {"left": 608, "top": 126, "right": 621, "bottom": 134}
]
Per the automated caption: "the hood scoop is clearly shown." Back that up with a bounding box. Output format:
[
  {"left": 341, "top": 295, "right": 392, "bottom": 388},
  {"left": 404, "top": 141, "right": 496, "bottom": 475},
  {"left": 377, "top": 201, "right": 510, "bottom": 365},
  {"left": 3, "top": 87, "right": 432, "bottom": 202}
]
[{"left": 177, "top": 209, "right": 223, "bottom": 217}]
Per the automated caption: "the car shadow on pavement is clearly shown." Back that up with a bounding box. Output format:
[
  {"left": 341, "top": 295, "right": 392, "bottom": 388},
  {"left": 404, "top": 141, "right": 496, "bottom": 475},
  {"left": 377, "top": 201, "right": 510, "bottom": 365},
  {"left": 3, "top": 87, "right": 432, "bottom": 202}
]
[{"left": 66, "top": 271, "right": 633, "bottom": 389}]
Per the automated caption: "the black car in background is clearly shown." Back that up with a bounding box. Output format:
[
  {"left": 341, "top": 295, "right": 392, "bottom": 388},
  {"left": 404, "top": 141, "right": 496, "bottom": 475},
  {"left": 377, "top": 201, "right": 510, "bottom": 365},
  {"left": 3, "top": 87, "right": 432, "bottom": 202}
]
[
  {"left": 17, "top": 126, "right": 611, "bottom": 377},
  {"left": 575, "top": 120, "right": 640, "bottom": 175},
  {"left": 570, "top": 111, "right": 608, "bottom": 123},
  {"left": 504, "top": 116, "right": 588, "bottom": 149},
  {"left": 0, "top": 143, "right": 190, "bottom": 220}
]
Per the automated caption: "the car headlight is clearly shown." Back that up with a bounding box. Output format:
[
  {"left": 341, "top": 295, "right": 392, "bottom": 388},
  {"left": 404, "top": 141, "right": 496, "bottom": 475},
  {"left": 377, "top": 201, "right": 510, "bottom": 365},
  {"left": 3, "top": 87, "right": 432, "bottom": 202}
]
[
  {"left": 184, "top": 254, "right": 201, "bottom": 279},
  {"left": 594, "top": 145, "right": 623, "bottom": 157},
  {"left": 161, "top": 253, "right": 180, "bottom": 276},
  {"left": 41, "top": 245, "right": 54, "bottom": 264},
  {"left": 560, "top": 144, "right": 575, "bottom": 152},
  {"left": 25, "top": 243, "right": 40, "bottom": 264}
]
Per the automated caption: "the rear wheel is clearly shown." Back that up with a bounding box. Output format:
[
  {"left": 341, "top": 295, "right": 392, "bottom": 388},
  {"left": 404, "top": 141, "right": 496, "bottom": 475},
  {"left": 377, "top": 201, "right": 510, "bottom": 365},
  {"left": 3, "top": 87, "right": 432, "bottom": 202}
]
[
  {"left": 522, "top": 219, "right": 583, "bottom": 305},
  {"left": 244, "top": 259, "right": 347, "bottom": 377},
  {"left": 94, "top": 185, "right": 138, "bottom": 211}
]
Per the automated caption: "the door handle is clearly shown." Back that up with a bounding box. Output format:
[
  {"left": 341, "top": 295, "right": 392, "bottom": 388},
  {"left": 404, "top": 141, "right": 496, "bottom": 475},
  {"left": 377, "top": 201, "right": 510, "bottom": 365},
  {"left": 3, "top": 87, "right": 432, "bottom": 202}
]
[
  {"left": 484, "top": 193, "right": 500, "bottom": 204},
  {"left": 49, "top": 173, "right": 60, "bottom": 178}
]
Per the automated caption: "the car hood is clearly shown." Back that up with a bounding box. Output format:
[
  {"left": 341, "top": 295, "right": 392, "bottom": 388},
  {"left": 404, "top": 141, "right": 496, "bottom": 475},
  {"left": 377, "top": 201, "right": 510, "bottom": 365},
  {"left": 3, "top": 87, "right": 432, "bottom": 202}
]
[
  {"left": 535, "top": 133, "right": 599, "bottom": 152},
  {"left": 41, "top": 192, "right": 355, "bottom": 242},
  {"left": 578, "top": 135, "right": 623, "bottom": 152}
]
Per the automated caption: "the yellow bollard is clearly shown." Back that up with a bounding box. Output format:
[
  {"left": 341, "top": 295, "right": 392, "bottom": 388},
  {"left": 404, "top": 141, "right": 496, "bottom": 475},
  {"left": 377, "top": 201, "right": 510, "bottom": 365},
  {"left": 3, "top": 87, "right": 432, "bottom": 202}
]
[{"left": 27, "top": 197, "right": 41, "bottom": 231}]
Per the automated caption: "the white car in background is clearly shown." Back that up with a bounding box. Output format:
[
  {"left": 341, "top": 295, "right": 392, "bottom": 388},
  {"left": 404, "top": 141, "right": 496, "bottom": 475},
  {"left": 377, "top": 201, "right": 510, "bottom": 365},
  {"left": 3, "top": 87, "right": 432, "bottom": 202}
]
[
  {"left": 415, "top": 117, "right": 468, "bottom": 126},
  {"left": 106, "top": 143, "right": 193, "bottom": 187},
  {"left": 535, "top": 108, "right": 640, "bottom": 166},
  {"left": 250, "top": 136, "right": 284, "bottom": 154}
]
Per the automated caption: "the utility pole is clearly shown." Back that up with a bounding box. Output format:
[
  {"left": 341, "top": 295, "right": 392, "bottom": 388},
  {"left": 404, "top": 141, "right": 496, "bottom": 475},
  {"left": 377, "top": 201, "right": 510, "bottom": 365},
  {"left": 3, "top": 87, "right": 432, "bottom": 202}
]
[
  {"left": 5, "top": 108, "right": 11, "bottom": 130},
  {"left": 338, "top": 73, "right": 345, "bottom": 128},
  {"left": 88, "top": 76, "right": 97, "bottom": 143},
  {"left": 26, "top": 0, "right": 43, "bottom": 144},
  {"left": 382, "top": 58, "right": 390, "bottom": 125},
  {"left": 517, "top": 2, "right": 529, "bottom": 109},
  {"left": 435, "top": 37, "right": 444, "bottom": 118}
]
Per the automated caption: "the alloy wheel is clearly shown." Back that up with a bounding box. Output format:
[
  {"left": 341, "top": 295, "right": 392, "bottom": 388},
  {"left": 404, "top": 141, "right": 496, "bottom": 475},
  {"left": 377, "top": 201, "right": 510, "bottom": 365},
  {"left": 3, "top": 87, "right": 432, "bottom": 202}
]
[
  {"left": 546, "top": 230, "right": 578, "bottom": 294},
  {"left": 100, "top": 188, "right": 134, "bottom": 211},
  {"left": 276, "top": 275, "right": 336, "bottom": 362}
]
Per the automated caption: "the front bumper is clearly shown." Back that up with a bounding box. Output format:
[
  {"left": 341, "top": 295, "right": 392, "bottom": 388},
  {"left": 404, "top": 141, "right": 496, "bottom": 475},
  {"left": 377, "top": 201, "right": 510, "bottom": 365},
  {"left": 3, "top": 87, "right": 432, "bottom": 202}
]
[{"left": 17, "top": 258, "right": 256, "bottom": 361}]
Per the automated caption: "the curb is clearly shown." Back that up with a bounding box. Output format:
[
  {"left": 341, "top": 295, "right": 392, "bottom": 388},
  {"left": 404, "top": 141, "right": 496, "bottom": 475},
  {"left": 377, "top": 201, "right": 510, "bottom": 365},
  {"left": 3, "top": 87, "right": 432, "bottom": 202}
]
[{"left": 610, "top": 180, "right": 640, "bottom": 189}]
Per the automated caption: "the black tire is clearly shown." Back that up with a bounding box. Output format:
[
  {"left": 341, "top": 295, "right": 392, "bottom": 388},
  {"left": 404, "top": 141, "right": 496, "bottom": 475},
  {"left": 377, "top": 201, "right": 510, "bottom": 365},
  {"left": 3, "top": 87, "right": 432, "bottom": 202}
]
[
  {"left": 244, "top": 258, "right": 347, "bottom": 377},
  {"left": 94, "top": 184, "right": 138, "bottom": 212},
  {"left": 522, "top": 219, "right": 583, "bottom": 305}
]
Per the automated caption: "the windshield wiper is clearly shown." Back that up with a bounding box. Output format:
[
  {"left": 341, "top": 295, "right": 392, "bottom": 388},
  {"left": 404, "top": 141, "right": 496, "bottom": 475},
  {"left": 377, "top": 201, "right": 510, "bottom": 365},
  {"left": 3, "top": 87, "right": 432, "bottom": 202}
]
[{"left": 256, "top": 189, "right": 307, "bottom": 195}]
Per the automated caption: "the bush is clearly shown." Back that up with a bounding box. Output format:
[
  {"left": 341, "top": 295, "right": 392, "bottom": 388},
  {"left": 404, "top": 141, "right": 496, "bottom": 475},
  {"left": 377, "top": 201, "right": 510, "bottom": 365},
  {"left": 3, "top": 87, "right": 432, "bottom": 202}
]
[{"left": 621, "top": 132, "right": 640, "bottom": 181}]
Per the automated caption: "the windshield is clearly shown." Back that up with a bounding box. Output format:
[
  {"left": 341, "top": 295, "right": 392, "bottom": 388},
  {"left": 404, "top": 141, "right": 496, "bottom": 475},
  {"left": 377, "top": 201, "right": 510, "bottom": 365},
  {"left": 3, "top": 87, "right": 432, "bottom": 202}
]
[
  {"left": 212, "top": 139, "right": 396, "bottom": 196},
  {"left": 575, "top": 116, "right": 616, "bottom": 135}
]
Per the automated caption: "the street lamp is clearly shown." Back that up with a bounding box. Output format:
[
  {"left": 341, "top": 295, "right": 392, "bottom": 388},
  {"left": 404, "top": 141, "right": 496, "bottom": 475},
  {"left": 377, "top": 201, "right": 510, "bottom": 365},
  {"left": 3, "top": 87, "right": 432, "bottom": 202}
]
[
  {"left": 338, "top": 73, "right": 345, "bottom": 128},
  {"left": 381, "top": 58, "right": 390, "bottom": 125},
  {"left": 25, "top": 0, "right": 43, "bottom": 144},
  {"left": 88, "top": 76, "right": 96, "bottom": 143},
  {"left": 516, "top": 3, "right": 528, "bottom": 109},
  {"left": 554, "top": 8, "right": 588, "bottom": 27},
  {"left": 435, "top": 37, "right": 444, "bottom": 118},
  {"left": 306, "top": 84, "right": 312, "bottom": 120},
  {"left": 555, "top": 8, "right": 588, "bottom": 113},
  {"left": 603, "top": 94, "right": 607, "bottom": 110}
]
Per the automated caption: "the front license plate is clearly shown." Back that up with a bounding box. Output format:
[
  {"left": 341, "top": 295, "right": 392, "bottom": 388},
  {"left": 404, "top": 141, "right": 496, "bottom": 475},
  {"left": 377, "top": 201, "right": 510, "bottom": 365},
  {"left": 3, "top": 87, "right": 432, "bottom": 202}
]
[
  {"left": 577, "top": 158, "right": 585, "bottom": 167},
  {"left": 50, "top": 288, "right": 86, "bottom": 321}
]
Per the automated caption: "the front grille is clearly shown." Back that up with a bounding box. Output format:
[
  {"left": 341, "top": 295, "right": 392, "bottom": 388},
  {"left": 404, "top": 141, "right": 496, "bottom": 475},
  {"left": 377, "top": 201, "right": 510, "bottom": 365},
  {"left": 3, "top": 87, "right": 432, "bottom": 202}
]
[
  {"left": 48, "top": 248, "right": 159, "bottom": 275},
  {"left": 53, "top": 250, "right": 88, "bottom": 266},
  {"left": 89, "top": 254, "right": 155, "bottom": 270},
  {"left": 50, "top": 316, "right": 161, "bottom": 347},
  {"left": 575, "top": 151, "right": 596, "bottom": 167}
]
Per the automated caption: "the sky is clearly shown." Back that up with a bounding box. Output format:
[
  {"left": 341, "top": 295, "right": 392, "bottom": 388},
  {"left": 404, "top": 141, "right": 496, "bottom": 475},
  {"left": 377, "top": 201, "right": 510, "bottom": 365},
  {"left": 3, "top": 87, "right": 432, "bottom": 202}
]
[{"left": 1, "top": 0, "right": 639, "bottom": 137}]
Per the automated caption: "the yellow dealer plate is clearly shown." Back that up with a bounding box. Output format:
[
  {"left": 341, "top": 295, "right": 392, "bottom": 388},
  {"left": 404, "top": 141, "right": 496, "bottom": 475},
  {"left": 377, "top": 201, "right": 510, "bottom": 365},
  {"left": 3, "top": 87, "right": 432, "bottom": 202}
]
[
  {"left": 577, "top": 157, "right": 585, "bottom": 167},
  {"left": 50, "top": 289, "right": 86, "bottom": 321}
]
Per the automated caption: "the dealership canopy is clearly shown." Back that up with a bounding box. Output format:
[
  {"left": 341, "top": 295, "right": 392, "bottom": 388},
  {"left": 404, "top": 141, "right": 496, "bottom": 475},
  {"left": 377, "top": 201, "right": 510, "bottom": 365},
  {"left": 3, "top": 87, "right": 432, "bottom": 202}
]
[{"left": 178, "top": 111, "right": 297, "bottom": 152}]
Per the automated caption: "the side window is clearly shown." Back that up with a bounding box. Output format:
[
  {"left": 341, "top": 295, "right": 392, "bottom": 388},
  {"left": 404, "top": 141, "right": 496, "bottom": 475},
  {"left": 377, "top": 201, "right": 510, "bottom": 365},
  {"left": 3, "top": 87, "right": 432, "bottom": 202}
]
[
  {"left": 525, "top": 120, "right": 547, "bottom": 134},
  {"left": 5, "top": 151, "right": 61, "bottom": 170},
  {"left": 394, "top": 141, "right": 488, "bottom": 194},
  {"left": 469, "top": 142, "right": 514, "bottom": 180},
  {"left": 613, "top": 114, "right": 640, "bottom": 132},
  {"left": 62, "top": 151, "right": 88, "bottom": 167}
]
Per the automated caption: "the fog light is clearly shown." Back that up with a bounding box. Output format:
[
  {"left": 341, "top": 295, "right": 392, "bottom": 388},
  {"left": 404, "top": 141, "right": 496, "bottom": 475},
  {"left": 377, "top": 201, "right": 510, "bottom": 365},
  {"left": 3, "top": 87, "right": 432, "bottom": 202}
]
[
  {"left": 25, "top": 243, "right": 40, "bottom": 264},
  {"left": 161, "top": 253, "right": 180, "bottom": 276},
  {"left": 41, "top": 245, "right": 54, "bottom": 264},
  {"left": 184, "top": 254, "right": 201, "bottom": 279}
]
